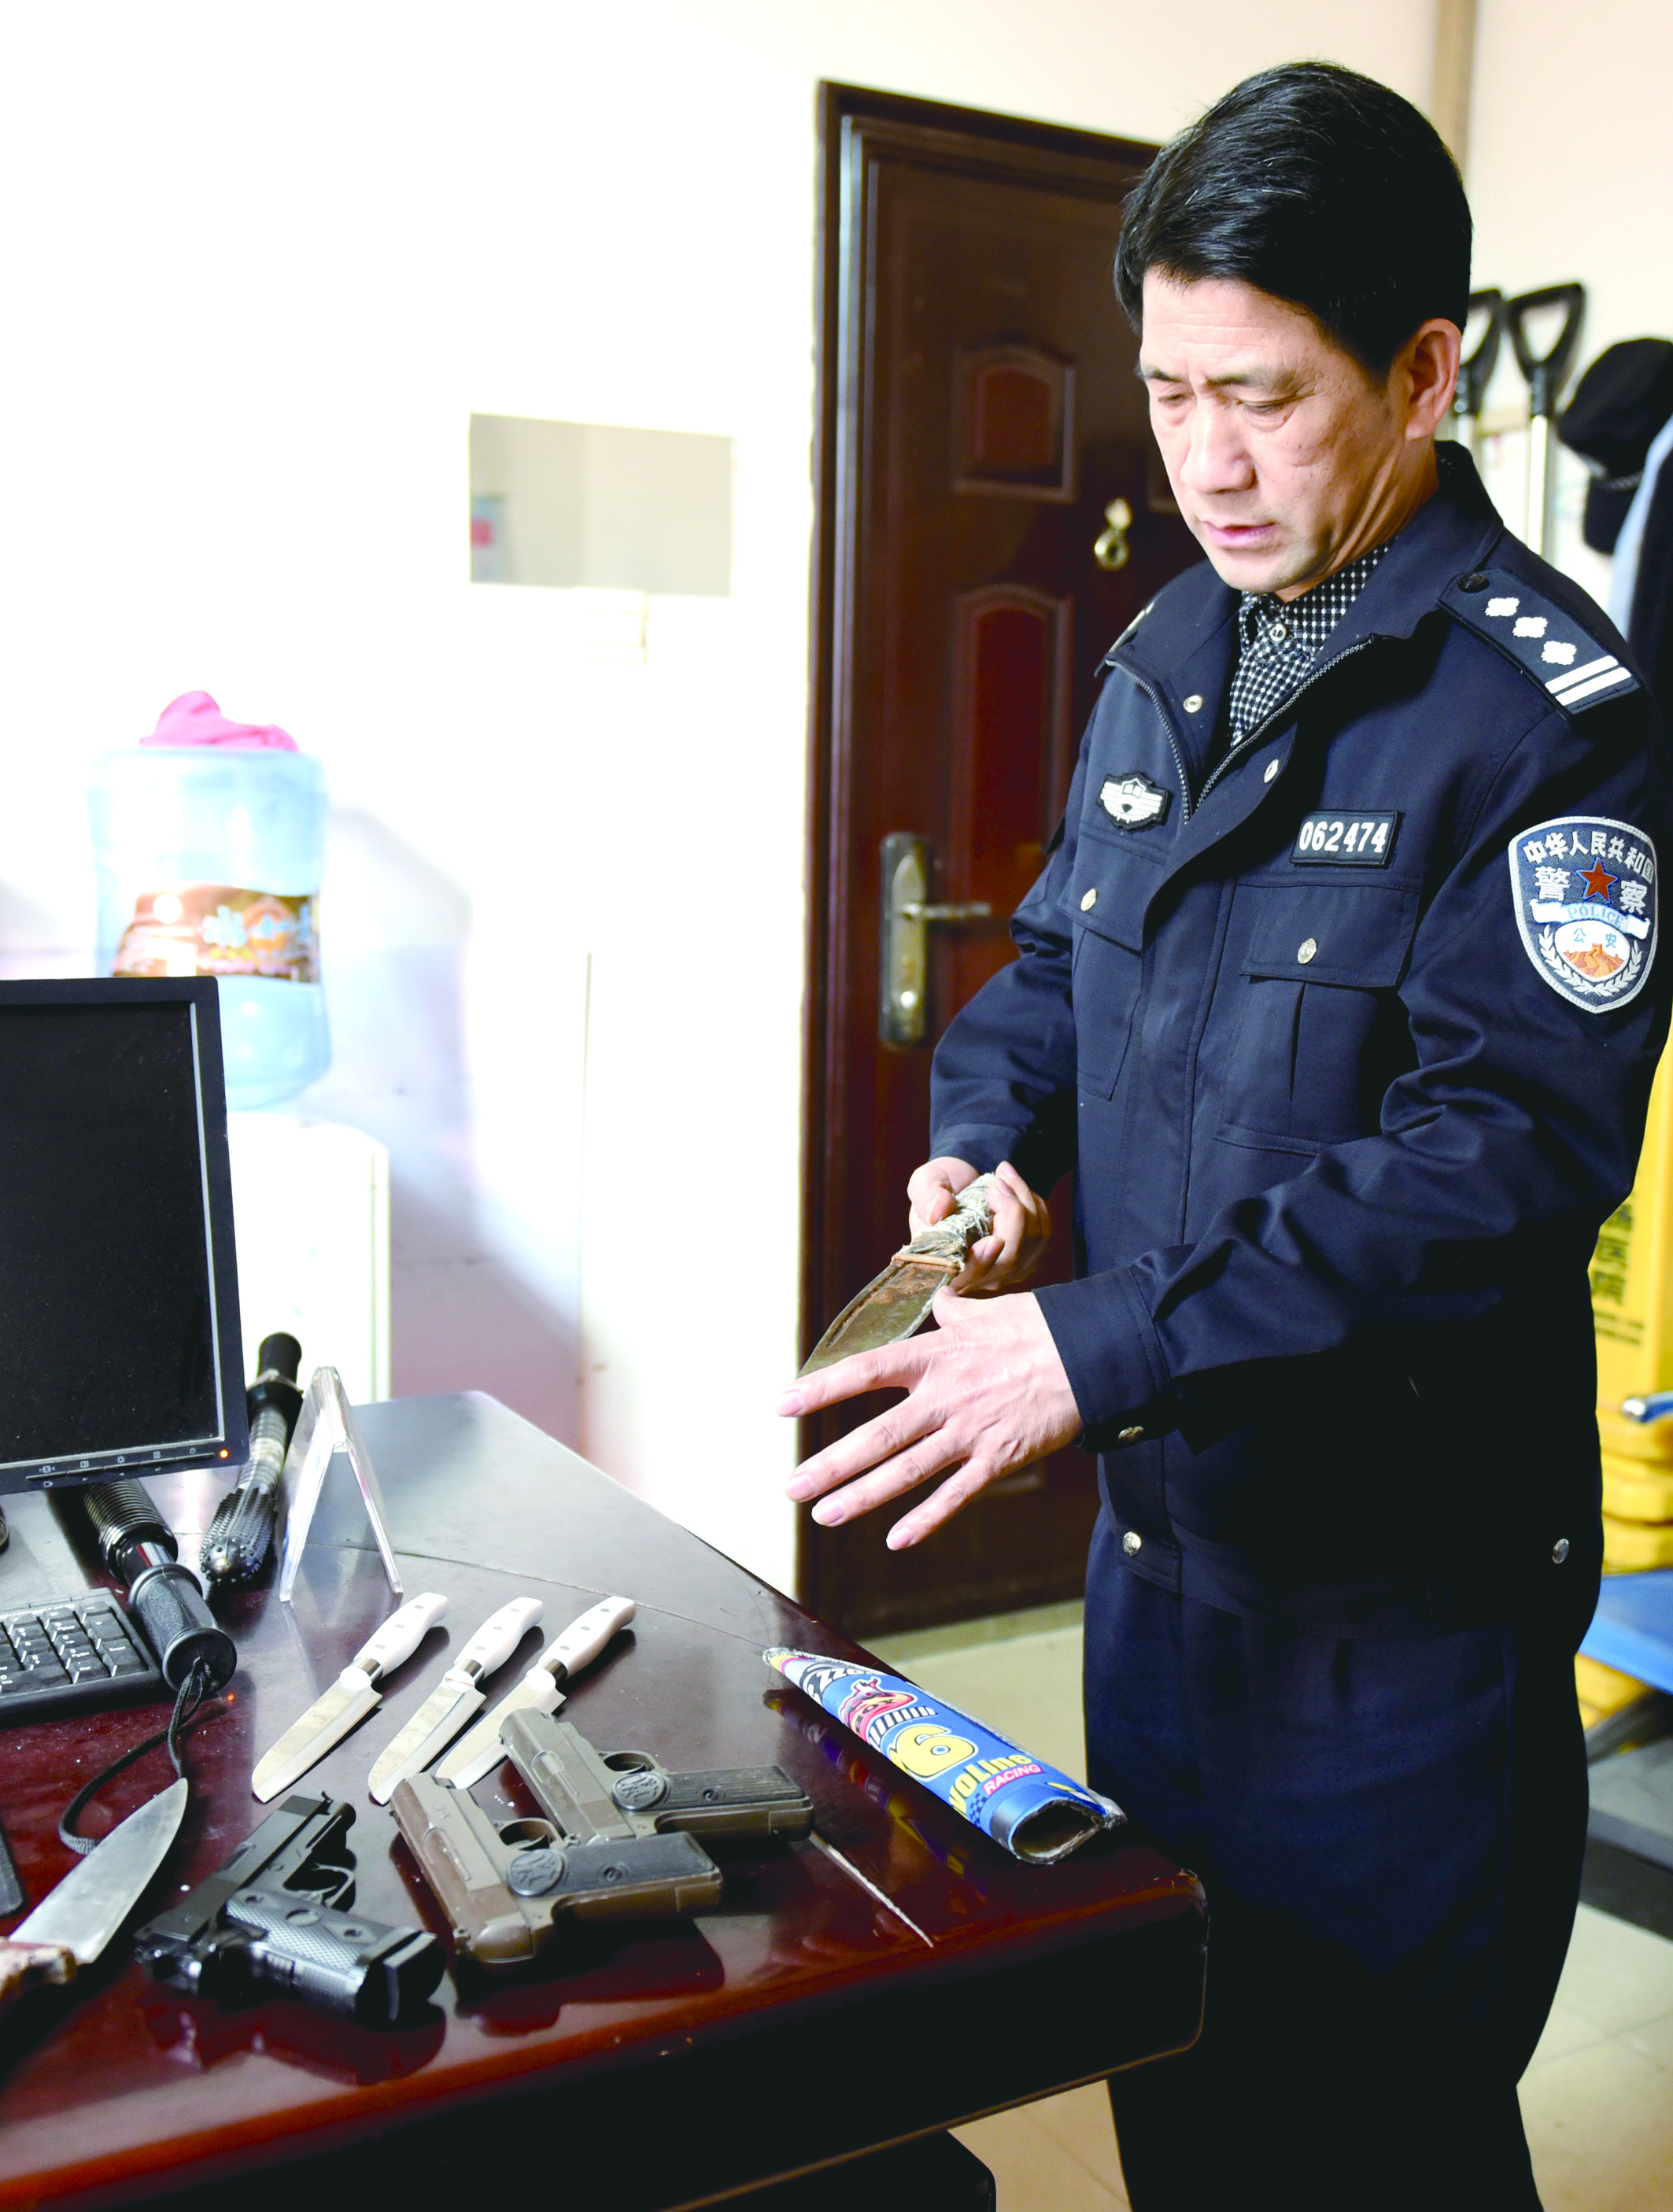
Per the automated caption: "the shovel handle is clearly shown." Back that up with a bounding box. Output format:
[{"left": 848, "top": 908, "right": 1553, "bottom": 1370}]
[
  {"left": 1505, "top": 284, "right": 1586, "bottom": 419},
  {"left": 1453, "top": 289, "right": 1504, "bottom": 422},
  {"left": 0, "top": 1938, "right": 75, "bottom": 2020}
]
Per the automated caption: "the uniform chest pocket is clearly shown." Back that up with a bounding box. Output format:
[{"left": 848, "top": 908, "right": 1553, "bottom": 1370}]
[
  {"left": 1217, "top": 883, "right": 1419, "bottom": 1153},
  {"left": 1062, "top": 833, "right": 1154, "bottom": 1099}
]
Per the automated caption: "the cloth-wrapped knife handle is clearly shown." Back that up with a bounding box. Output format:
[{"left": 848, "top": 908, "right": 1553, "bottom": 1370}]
[
  {"left": 0, "top": 1938, "right": 75, "bottom": 2019},
  {"left": 896, "top": 1172, "right": 997, "bottom": 1268},
  {"left": 799, "top": 1172, "right": 1003, "bottom": 1378}
]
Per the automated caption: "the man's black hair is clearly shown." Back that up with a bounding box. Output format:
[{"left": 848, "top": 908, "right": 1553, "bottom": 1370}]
[{"left": 1113, "top": 63, "right": 1472, "bottom": 377}]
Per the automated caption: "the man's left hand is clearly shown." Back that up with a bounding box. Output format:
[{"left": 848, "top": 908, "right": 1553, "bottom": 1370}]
[{"left": 777, "top": 1290, "right": 1081, "bottom": 1549}]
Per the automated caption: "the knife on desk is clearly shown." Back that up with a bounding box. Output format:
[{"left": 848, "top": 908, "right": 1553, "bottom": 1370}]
[
  {"left": 434, "top": 1593, "right": 636, "bottom": 1789},
  {"left": 367, "top": 1595, "right": 545, "bottom": 1804},
  {"left": 252, "top": 1592, "right": 449, "bottom": 1802},
  {"left": 799, "top": 1174, "right": 996, "bottom": 1376},
  {"left": 0, "top": 1778, "right": 187, "bottom": 2017}
]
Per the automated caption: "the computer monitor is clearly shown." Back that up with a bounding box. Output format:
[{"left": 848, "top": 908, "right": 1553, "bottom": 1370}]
[{"left": 0, "top": 977, "right": 248, "bottom": 1495}]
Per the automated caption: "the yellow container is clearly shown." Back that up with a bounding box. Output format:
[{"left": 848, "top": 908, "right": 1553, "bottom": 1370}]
[
  {"left": 1576, "top": 1652, "right": 1651, "bottom": 1731},
  {"left": 1594, "top": 1048, "right": 1673, "bottom": 1468},
  {"left": 1601, "top": 1455, "right": 1673, "bottom": 1524},
  {"left": 1602, "top": 1513, "right": 1673, "bottom": 1571}
]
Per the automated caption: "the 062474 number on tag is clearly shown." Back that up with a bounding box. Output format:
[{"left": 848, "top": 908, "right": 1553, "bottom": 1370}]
[{"left": 1291, "top": 811, "right": 1401, "bottom": 866}]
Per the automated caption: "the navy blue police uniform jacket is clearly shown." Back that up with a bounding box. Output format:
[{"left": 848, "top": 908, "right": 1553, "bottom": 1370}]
[{"left": 929, "top": 447, "right": 1671, "bottom": 1641}]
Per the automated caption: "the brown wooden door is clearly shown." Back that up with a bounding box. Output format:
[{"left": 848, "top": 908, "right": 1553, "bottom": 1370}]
[{"left": 800, "top": 88, "right": 1202, "bottom": 1639}]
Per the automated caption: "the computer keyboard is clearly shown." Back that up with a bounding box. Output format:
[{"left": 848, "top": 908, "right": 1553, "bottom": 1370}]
[{"left": 0, "top": 1596, "right": 166, "bottom": 1719}]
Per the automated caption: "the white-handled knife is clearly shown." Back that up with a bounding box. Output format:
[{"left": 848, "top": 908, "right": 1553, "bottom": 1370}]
[
  {"left": 434, "top": 1593, "right": 636, "bottom": 1789},
  {"left": 367, "top": 1596, "right": 545, "bottom": 1804},
  {"left": 252, "top": 1591, "right": 449, "bottom": 1802}
]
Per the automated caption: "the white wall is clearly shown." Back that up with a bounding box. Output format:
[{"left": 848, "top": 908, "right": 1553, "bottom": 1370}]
[
  {"left": 1467, "top": 0, "right": 1673, "bottom": 605},
  {"left": 0, "top": 2, "right": 1438, "bottom": 1594},
  {"left": 468, "top": 415, "right": 732, "bottom": 593},
  {"left": 1471, "top": 0, "right": 1673, "bottom": 393}
]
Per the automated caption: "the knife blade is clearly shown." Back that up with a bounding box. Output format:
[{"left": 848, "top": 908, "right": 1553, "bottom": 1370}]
[
  {"left": 367, "top": 1595, "right": 544, "bottom": 1804},
  {"left": 252, "top": 1590, "right": 448, "bottom": 1802},
  {"left": 0, "top": 1777, "right": 187, "bottom": 2018},
  {"left": 434, "top": 1593, "right": 636, "bottom": 1789},
  {"left": 800, "top": 1173, "right": 996, "bottom": 1376}
]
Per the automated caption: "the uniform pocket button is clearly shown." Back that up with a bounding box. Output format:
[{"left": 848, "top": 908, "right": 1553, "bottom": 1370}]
[
  {"left": 1264, "top": 758, "right": 1281, "bottom": 783},
  {"left": 1183, "top": 693, "right": 1204, "bottom": 713},
  {"left": 1122, "top": 1531, "right": 1143, "bottom": 1557},
  {"left": 1080, "top": 888, "right": 1098, "bottom": 911},
  {"left": 1297, "top": 937, "right": 1317, "bottom": 964},
  {"left": 1552, "top": 1538, "right": 1570, "bottom": 1564}
]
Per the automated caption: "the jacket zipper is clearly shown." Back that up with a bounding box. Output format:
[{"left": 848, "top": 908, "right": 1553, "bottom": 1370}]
[
  {"left": 1110, "top": 665, "right": 1196, "bottom": 823},
  {"left": 1194, "top": 637, "right": 1380, "bottom": 809},
  {"left": 1110, "top": 634, "right": 1384, "bottom": 819}
]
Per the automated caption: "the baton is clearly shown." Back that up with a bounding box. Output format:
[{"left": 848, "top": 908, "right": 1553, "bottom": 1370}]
[
  {"left": 80, "top": 1482, "right": 237, "bottom": 1693},
  {"left": 201, "top": 1333, "right": 304, "bottom": 1591}
]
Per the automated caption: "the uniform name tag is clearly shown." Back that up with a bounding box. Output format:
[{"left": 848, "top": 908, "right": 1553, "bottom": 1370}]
[{"left": 1291, "top": 811, "right": 1401, "bottom": 866}]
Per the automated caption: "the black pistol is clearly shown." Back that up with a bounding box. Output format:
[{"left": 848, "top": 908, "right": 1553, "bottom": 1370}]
[
  {"left": 391, "top": 1709, "right": 813, "bottom": 1969},
  {"left": 135, "top": 1793, "right": 443, "bottom": 2026}
]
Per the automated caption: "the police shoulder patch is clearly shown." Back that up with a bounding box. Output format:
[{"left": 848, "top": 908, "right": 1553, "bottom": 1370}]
[
  {"left": 1445, "top": 569, "right": 1639, "bottom": 715},
  {"left": 1509, "top": 816, "right": 1656, "bottom": 1013}
]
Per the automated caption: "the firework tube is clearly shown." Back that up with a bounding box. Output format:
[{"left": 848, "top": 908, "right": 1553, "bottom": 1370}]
[{"left": 764, "top": 1649, "right": 1123, "bottom": 1864}]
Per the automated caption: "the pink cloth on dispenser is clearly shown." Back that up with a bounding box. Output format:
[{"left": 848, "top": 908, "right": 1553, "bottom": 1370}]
[{"left": 142, "top": 690, "right": 297, "bottom": 752}]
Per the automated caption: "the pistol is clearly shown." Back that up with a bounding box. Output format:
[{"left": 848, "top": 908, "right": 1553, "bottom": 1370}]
[
  {"left": 134, "top": 1793, "right": 445, "bottom": 2026},
  {"left": 391, "top": 1709, "right": 813, "bottom": 1969}
]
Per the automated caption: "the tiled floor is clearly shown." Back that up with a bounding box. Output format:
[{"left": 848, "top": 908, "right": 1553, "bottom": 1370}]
[{"left": 871, "top": 1612, "right": 1673, "bottom": 2212}]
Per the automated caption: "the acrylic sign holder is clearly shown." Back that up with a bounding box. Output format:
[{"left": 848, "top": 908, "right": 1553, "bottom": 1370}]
[{"left": 277, "top": 1365, "right": 403, "bottom": 1605}]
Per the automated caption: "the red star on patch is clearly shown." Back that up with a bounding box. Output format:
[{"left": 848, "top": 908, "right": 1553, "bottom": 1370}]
[{"left": 1581, "top": 860, "right": 1618, "bottom": 902}]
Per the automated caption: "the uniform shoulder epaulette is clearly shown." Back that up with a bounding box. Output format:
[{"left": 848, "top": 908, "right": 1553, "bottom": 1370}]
[{"left": 1441, "top": 567, "right": 1640, "bottom": 716}]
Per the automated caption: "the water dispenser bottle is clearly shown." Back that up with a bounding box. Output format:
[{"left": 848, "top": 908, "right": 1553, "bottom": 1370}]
[{"left": 89, "top": 692, "right": 330, "bottom": 1110}]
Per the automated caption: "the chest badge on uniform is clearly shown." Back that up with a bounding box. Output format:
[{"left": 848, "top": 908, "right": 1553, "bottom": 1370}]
[
  {"left": 1509, "top": 815, "right": 1657, "bottom": 1013},
  {"left": 1099, "top": 771, "right": 1171, "bottom": 830}
]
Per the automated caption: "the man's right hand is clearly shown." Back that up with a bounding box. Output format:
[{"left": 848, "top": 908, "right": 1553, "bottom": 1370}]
[{"left": 907, "top": 1157, "right": 1052, "bottom": 1296}]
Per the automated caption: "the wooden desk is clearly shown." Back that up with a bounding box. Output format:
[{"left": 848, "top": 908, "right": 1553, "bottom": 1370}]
[{"left": 0, "top": 1394, "right": 1203, "bottom": 2210}]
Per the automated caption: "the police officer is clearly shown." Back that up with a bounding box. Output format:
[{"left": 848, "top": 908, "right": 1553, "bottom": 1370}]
[{"left": 777, "top": 61, "right": 1670, "bottom": 2211}]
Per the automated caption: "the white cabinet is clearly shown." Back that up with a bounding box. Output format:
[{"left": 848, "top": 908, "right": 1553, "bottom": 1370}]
[{"left": 226, "top": 1114, "right": 390, "bottom": 1405}]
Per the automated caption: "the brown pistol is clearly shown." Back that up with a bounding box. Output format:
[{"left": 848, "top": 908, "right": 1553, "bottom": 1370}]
[{"left": 391, "top": 1709, "right": 813, "bottom": 1969}]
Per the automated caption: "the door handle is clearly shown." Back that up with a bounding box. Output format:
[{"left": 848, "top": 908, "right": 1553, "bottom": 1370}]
[
  {"left": 880, "top": 833, "right": 992, "bottom": 1047},
  {"left": 1093, "top": 497, "right": 1132, "bottom": 571}
]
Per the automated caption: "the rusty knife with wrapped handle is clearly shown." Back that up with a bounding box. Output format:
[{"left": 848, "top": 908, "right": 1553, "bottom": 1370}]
[{"left": 799, "top": 1172, "right": 997, "bottom": 1376}]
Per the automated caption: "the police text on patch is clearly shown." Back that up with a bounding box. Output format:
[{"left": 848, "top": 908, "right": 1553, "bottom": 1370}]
[{"left": 1508, "top": 815, "right": 1657, "bottom": 1014}]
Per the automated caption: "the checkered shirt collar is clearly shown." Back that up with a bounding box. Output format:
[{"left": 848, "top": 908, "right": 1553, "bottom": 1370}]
[{"left": 1227, "top": 544, "right": 1390, "bottom": 744}]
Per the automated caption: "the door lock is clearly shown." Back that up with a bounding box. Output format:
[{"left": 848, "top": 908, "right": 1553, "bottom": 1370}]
[
  {"left": 879, "top": 833, "right": 992, "bottom": 1047},
  {"left": 1093, "top": 497, "right": 1132, "bottom": 571}
]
